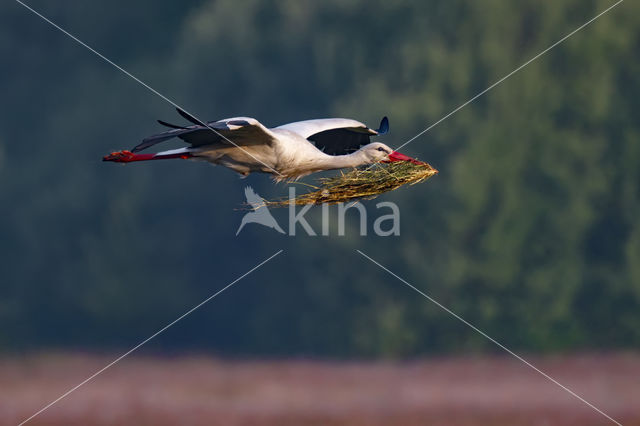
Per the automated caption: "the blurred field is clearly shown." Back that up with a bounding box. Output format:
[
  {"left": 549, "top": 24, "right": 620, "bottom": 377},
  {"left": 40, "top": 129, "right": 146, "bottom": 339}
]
[{"left": 2, "top": 352, "right": 638, "bottom": 426}]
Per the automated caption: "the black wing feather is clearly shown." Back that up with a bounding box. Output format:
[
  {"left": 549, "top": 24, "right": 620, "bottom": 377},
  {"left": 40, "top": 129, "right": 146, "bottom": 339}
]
[
  {"left": 176, "top": 107, "right": 205, "bottom": 126},
  {"left": 157, "top": 120, "right": 187, "bottom": 129},
  {"left": 376, "top": 117, "right": 389, "bottom": 135},
  {"left": 132, "top": 107, "right": 231, "bottom": 152},
  {"left": 306, "top": 117, "right": 389, "bottom": 156},
  {"left": 308, "top": 129, "right": 372, "bottom": 156},
  {"left": 133, "top": 123, "right": 228, "bottom": 152}
]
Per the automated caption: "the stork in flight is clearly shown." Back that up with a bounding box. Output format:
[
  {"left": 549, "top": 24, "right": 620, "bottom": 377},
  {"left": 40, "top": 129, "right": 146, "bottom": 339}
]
[{"left": 103, "top": 108, "right": 423, "bottom": 181}]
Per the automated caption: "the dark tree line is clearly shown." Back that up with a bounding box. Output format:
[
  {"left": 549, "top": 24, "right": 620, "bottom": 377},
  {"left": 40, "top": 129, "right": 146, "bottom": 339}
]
[{"left": 0, "top": 0, "right": 638, "bottom": 356}]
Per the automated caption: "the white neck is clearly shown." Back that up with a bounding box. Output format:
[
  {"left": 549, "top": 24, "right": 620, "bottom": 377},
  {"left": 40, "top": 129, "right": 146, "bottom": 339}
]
[{"left": 309, "top": 150, "right": 370, "bottom": 171}]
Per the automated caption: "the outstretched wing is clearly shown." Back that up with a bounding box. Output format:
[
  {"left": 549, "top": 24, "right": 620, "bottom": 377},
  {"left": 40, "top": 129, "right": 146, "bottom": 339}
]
[
  {"left": 276, "top": 117, "right": 389, "bottom": 156},
  {"left": 132, "top": 108, "right": 276, "bottom": 153}
]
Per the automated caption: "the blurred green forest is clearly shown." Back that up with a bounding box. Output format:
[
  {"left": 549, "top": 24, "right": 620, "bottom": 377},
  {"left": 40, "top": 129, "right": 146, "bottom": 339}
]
[{"left": 0, "top": 0, "right": 638, "bottom": 357}]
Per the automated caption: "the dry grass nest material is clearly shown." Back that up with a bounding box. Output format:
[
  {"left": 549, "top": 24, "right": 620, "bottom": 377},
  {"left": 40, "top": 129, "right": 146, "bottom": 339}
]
[{"left": 266, "top": 161, "right": 438, "bottom": 207}]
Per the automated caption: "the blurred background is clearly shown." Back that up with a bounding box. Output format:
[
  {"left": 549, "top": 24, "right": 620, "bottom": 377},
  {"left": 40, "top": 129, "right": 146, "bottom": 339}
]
[{"left": 1, "top": 0, "right": 639, "bottom": 424}]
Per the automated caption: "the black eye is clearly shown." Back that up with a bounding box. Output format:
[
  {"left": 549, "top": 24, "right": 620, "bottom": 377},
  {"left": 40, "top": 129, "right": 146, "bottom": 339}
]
[{"left": 377, "top": 147, "right": 386, "bottom": 152}]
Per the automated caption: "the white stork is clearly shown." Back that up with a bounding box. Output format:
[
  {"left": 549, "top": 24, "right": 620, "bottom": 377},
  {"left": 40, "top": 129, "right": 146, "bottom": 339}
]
[{"left": 103, "top": 108, "right": 423, "bottom": 181}]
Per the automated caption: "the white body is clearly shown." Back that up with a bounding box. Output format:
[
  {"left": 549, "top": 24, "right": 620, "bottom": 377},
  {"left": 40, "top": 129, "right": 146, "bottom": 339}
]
[{"left": 105, "top": 114, "right": 408, "bottom": 180}]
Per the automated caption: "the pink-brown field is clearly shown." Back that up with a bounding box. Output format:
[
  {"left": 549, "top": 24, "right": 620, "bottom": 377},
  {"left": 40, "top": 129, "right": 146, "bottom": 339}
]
[{"left": 2, "top": 352, "right": 639, "bottom": 426}]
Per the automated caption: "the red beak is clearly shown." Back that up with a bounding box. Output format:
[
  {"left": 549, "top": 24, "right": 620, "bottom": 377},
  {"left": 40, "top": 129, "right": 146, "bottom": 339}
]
[{"left": 386, "top": 151, "right": 425, "bottom": 165}]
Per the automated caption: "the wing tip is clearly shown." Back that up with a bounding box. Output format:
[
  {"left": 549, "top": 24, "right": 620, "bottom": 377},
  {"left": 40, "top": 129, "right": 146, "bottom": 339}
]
[
  {"left": 376, "top": 116, "right": 389, "bottom": 135},
  {"left": 158, "top": 119, "right": 186, "bottom": 129},
  {"left": 176, "top": 107, "right": 205, "bottom": 126}
]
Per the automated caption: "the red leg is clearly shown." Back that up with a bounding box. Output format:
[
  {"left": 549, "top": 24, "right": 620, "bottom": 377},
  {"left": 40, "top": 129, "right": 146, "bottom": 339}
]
[{"left": 103, "top": 150, "right": 191, "bottom": 163}]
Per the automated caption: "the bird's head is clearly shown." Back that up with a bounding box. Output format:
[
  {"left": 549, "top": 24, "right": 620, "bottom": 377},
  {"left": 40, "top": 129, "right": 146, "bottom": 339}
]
[{"left": 359, "top": 142, "right": 424, "bottom": 165}]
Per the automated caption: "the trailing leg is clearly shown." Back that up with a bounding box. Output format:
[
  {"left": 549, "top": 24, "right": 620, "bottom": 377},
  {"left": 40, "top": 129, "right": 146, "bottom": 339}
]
[{"left": 103, "top": 148, "right": 192, "bottom": 163}]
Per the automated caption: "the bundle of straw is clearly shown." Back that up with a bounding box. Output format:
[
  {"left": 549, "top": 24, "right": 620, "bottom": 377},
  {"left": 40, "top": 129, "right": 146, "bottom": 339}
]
[{"left": 266, "top": 161, "right": 438, "bottom": 207}]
